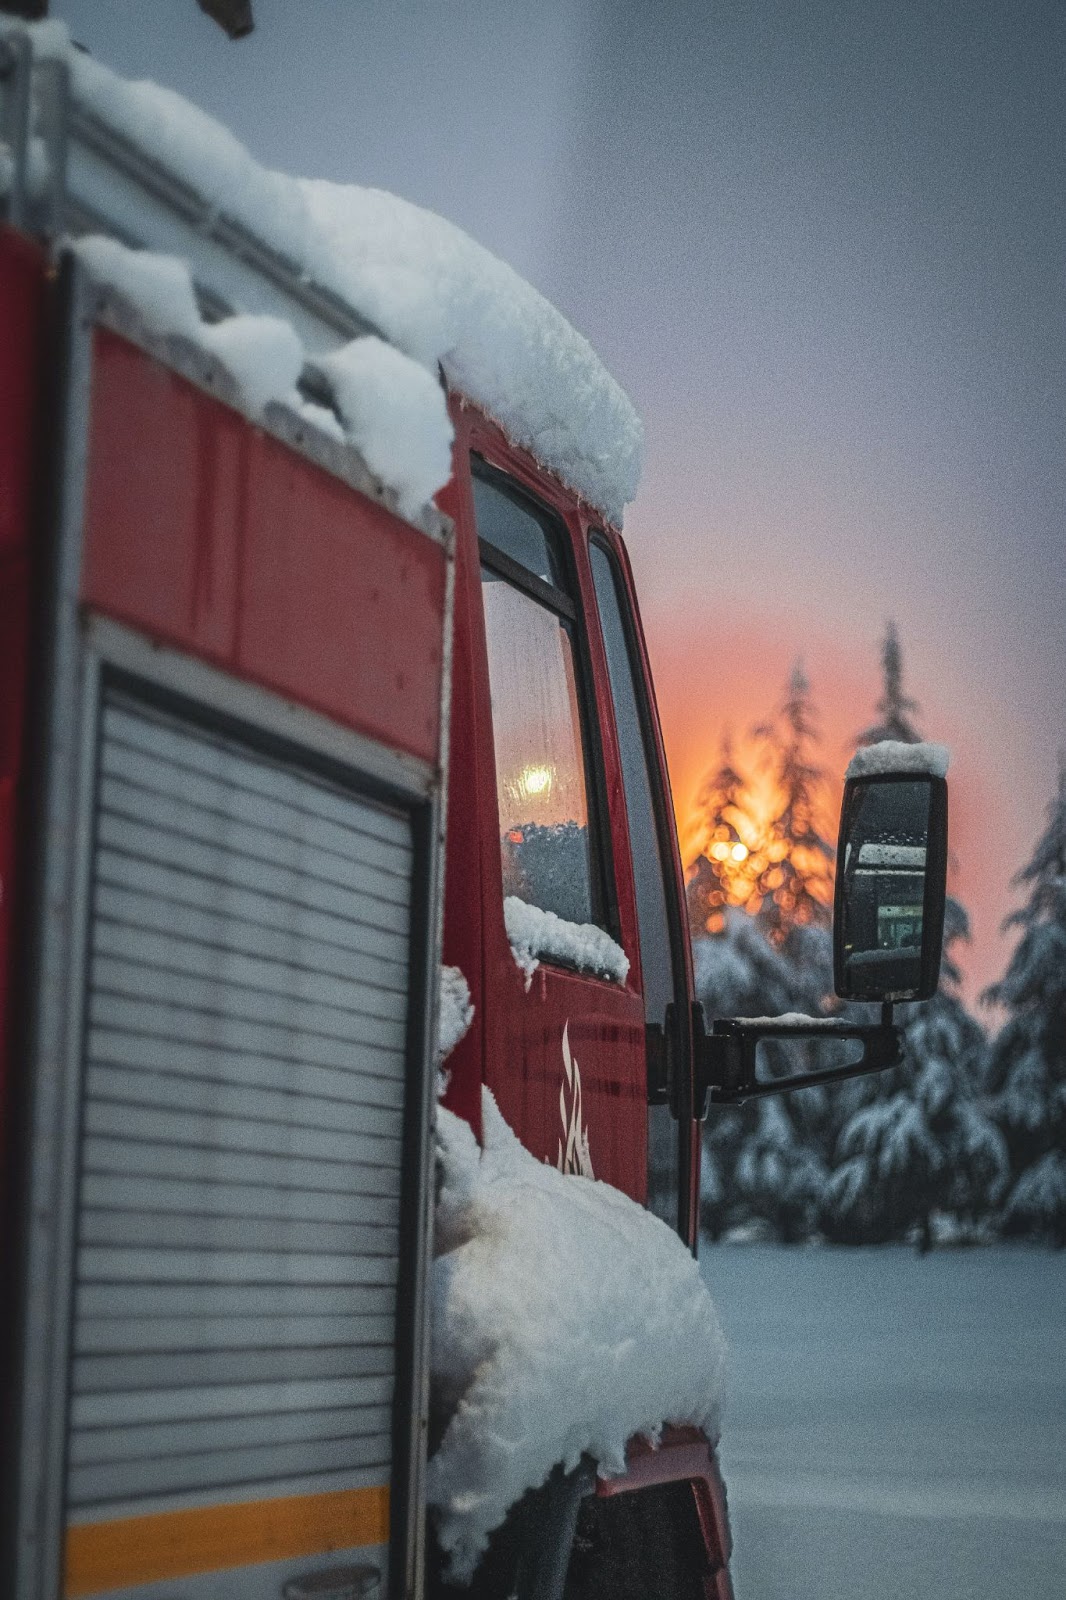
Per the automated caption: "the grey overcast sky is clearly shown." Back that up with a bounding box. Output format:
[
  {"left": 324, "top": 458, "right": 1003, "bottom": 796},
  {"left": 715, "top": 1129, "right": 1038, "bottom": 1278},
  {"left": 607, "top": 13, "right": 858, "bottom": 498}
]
[{"left": 51, "top": 0, "right": 1066, "bottom": 999}]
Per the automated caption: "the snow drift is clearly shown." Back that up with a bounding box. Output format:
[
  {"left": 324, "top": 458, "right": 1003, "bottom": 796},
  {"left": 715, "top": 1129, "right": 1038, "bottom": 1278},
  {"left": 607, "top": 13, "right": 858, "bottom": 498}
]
[{"left": 428, "top": 1089, "right": 726, "bottom": 1581}]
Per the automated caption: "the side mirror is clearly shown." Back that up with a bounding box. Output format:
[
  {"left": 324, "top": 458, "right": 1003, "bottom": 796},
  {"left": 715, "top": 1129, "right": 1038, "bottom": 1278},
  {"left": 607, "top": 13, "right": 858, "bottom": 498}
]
[{"left": 833, "top": 744, "right": 949, "bottom": 1003}]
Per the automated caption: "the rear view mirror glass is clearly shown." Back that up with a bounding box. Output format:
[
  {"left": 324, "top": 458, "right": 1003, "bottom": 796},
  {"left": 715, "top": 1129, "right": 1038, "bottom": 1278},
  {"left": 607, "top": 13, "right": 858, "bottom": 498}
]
[{"left": 833, "top": 767, "right": 948, "bottom": 1003}]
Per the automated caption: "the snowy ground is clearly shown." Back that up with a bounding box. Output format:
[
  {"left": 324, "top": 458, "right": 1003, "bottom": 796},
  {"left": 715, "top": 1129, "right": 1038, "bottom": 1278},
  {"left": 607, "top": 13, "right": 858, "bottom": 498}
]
[{"left": 702, "top": 1243, "right": 1066, "bottom": 1600}]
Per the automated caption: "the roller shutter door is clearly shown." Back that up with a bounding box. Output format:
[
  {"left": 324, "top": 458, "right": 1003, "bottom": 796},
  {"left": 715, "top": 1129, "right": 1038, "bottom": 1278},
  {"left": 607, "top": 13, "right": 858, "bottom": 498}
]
[{"left": 66, "top": 686, "right": 414, "bottom": 1524}]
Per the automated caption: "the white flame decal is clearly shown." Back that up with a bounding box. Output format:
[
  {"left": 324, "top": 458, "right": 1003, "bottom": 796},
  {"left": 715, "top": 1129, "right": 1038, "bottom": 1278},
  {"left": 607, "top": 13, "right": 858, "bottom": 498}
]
[{"left": 557, "top": 1022, "right": 594, "bottom": 1178}]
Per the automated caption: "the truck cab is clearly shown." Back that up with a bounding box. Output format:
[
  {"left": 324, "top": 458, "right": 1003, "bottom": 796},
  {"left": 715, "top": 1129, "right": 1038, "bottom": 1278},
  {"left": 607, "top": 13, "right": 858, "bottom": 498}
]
[
  {"left": 427, "top": 408, "right": 736, "bottom": 1598},
  {"left": 3, "top": 20, "right": 948, "bottom": 1600},
  {"left": 0, "top": 24, "right": 732, "bottom": 1598}
]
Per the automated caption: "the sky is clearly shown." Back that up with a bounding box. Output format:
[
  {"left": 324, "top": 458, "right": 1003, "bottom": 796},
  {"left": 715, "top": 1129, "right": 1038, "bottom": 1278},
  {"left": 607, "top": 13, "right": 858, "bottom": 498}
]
[{"left": 51, "top": 0, "right": 1066, "bottom": 1003}]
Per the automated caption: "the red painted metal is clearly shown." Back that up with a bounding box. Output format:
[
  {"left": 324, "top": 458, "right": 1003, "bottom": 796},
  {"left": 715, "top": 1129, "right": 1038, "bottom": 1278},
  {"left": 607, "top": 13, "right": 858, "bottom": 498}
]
[
  {"left": 0, "top": 227, "right": 47, "bottom": 1160},
  {"left": 439, "top": 401, "right": 647, "bottom": 1197},
  {"left": 81, "top": 328, "right": 447, "bottom": 765},
  {"left": 596, "top": 1427, "right": 734, "bottom": 1599}
]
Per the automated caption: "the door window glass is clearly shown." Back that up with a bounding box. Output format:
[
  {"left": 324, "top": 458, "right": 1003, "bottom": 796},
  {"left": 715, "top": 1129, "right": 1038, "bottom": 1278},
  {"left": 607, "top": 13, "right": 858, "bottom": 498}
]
[
  {"left": 474, "top": 465, "right": 601, "bottom": 933},
  {"left": 590, "top": 539, "right": 683, "bottom": 1227},
  {"left": 473, "top": 471, "right": 561, "bottom": 587},
  {"left": 589, "top": 542, "right": 676, "bottom": 1022},
  {"left": 482, "top": 575, "right": 595, "bottom": 927}
]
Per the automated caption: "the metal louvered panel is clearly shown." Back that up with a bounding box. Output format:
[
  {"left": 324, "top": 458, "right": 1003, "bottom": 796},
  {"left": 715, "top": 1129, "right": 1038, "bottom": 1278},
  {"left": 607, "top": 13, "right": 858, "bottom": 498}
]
[{"left": 66, "top": 689, "right": 414, "bottom": 1518}]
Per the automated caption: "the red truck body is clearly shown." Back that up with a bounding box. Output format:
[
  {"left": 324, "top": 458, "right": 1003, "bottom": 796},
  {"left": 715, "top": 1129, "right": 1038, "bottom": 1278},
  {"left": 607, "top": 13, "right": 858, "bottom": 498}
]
[{"left": 0, "top": 28, "right": 733, "bottom": 1595}]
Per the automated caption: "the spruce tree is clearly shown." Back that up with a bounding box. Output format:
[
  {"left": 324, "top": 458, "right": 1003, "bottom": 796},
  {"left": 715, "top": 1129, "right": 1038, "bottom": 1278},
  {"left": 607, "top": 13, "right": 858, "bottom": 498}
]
[
  {"left": 857, "top": 620, "right": 922, "bottom": 745},
  {"left": 825, "top": 626, "right": 1001, "bottom": 1246},
  {"left": 754, "top": 660, "right": 835, "bottom": 946},
  {"left": 694, "top": 667, "right": 838, "bottom": 1241},
  {"left": 983, "top": 756, "right": 1066, "bottom": 1245},
  {"left": 687, "top": 732, "right": 749, "bottom": 939},
  {"left": 694, "top": 910, "right": 831, "bottom": 1241}
]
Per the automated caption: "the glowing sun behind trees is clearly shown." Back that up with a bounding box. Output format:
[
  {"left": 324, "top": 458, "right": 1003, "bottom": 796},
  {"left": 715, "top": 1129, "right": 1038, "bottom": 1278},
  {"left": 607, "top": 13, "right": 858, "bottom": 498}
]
[{"left": 686, "top": 662, "right": 836, "bottom": 943}]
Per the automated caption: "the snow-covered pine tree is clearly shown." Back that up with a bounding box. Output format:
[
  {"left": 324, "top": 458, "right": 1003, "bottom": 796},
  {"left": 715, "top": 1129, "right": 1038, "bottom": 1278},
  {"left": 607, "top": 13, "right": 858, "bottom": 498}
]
[
  {"left": 735, "top": 1096, "right": 827, "bottom": 1244},
  {"left": 693, "top": 910, "right": 798, "bottom": 1239},
  {"left": 691, "top": 667, "right": 841, "bottom": 1241},
  {"left": 825, "top": 625, "right": 1001, "bottom": 1246},
  {"left": 826, "top": 899, "right": 1002, "bottom": 1248},
  {"left": 754, "top": 660, "right": 835, "bottom": 946},
  {"left": 695, "top": 912, "right": 833, "bottom": 1242},
  {"left": 687, "top": 732, "right": 749, "bottom": 940},
  {"left": 982, "top": 755, "right": 1066, "bottom": 1246},
  {"left": 856, "top": 619, "right": 922, "bottom": 745}
]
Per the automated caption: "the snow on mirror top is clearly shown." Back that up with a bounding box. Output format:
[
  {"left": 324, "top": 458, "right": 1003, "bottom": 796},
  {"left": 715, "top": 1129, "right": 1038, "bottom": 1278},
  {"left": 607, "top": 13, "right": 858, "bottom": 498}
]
[
  {"left": 846, "top": 740, "right": 950, "bottom": 782},
  {"left": 22, "top": 22, "right": 643, "bottom": 524}
]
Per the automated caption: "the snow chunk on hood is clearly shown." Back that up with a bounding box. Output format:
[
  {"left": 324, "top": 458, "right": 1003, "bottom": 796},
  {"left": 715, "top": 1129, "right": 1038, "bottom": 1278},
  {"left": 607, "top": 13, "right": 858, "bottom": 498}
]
[
  {"left": 429, "top": 1090, "right": 726, "bottom": 1581},
  {"left": 71, "top": 237, "right": 453, "bottom": 518},
  {"left": 13, "top": 21, "right": 641, "bottom": 524},
  {"left": 504, "top": 896, "right": 630, "bottom": 990},
  {"left": 846, "top": 740, "right": 950, "bottom": 781}
]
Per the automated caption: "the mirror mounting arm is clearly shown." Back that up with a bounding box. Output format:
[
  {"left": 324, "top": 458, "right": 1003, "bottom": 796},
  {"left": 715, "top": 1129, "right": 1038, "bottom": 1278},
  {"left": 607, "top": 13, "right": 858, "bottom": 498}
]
[{"left": 692, "top": 1003, "right": 901, "bottom": 1115}]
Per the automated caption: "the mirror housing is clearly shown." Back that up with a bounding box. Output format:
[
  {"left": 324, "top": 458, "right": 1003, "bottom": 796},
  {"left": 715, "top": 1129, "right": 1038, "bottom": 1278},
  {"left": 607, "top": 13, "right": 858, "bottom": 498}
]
[
  {"left": 833, "top": 748, "right": 949, "bottom": 1004},
  {"left": 694, "top": 742, "right": 950, "bottom": 1112}
]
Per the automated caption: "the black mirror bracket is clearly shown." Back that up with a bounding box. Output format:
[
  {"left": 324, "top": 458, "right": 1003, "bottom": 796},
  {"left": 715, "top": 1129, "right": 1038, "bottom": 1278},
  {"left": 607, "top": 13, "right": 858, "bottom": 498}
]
[{"left": 693, "top": 1002, "right": 901, "bottom": 1116}]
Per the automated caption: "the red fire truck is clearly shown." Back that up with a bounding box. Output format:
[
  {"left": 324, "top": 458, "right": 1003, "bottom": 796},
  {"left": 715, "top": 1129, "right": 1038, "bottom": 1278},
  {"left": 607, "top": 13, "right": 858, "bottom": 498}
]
[{"left": 1, "top": 20, "right": 949, "bottom": 1600}]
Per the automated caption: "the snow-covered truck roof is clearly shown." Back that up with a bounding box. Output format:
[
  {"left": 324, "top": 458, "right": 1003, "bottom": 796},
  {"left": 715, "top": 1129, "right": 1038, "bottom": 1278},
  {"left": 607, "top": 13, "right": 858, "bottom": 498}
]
[{"left": 3, "top": 20, "right": 643, "bottom": 525}]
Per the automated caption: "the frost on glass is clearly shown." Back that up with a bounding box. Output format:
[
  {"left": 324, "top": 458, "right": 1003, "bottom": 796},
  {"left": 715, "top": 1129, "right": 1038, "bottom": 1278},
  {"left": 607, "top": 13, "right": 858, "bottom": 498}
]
[{"left": 481, "top": 574, "right": 594, "bottom": 929}]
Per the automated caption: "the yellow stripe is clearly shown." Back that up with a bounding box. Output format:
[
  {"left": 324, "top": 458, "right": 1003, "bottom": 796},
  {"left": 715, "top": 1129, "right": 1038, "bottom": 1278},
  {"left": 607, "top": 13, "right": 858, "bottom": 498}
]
[{"left": 64, "top": 1484, "right": 390, "bottom": 1597}]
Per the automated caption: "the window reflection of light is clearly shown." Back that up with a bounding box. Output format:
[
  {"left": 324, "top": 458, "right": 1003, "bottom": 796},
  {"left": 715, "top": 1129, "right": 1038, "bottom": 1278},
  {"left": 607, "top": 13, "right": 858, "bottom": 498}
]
[
  {"left": 730, "top": 842, "right": 749, "bottom": 862},
  {"left": 520, "top": 765, "right": 552, "bottom": 797}
]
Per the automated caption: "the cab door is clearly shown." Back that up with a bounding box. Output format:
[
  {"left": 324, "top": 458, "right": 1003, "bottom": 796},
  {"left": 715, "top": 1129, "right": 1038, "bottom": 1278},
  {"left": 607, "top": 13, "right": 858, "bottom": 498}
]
[
  {"left": 442, "top": 408, "right": 647, "bottom": 1199},
  {"left": 442, "top": 405, "right": 697, "bottom": 1239}
]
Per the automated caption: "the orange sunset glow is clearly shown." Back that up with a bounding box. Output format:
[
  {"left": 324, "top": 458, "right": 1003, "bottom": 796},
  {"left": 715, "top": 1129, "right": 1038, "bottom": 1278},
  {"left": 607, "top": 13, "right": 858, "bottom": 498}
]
[
  {"left": 684, "top": 741, "right": 836, "bottom": 935},
  {"left": 636, "top": 600, "right": 1007, "bottom": 1004}
]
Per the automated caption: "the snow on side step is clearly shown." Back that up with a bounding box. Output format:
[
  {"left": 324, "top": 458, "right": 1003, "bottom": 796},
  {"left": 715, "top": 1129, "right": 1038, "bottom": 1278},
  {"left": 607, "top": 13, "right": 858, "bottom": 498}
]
[
  {"left": 18, "top": 20, "right": 643, "bottom": 525},
  {"left": 428, "top": 1089, "right": 726, "bottom": 1581}
]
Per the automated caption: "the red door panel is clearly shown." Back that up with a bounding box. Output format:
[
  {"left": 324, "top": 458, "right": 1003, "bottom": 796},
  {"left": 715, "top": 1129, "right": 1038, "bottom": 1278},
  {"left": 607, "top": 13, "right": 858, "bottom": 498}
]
[{"left": 441, "top": 402, "right": 649, "bottom": 1202}]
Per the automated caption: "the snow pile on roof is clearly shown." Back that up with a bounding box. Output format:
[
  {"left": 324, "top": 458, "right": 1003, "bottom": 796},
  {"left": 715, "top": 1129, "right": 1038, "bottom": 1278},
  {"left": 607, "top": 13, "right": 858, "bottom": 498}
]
[
  {"left": 846, "top": 741, "right": 950, "bottom": 781},
  {"left": 319, "top": 336, "right": 454, "bottom": 518},
  {"left": 438, "top": 965, "right": 474, "bottom": 1062},
  {"left": 428, "top": 1090, "right": 726, "bottom": 1581},
  {"left": 72, "top": 236, "right": 452, "bottom": 520},
  {"left": 504, "top": 896, "right": 630, "bottom": 990},
  {"left": 73, "top": 236, "right": 303, "bottom": 408},
  {"left": 17, "top": 21, "right": 642, "bottom": 523},
  {"left": 299, "top": 182, "right": 642, "bottom": 522}
]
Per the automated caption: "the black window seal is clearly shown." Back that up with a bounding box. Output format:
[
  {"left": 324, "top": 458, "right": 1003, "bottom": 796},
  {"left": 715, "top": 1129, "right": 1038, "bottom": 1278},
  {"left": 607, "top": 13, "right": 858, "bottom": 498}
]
[{"left": 478, "top": 538, "right": 577, "bottom": 622}]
